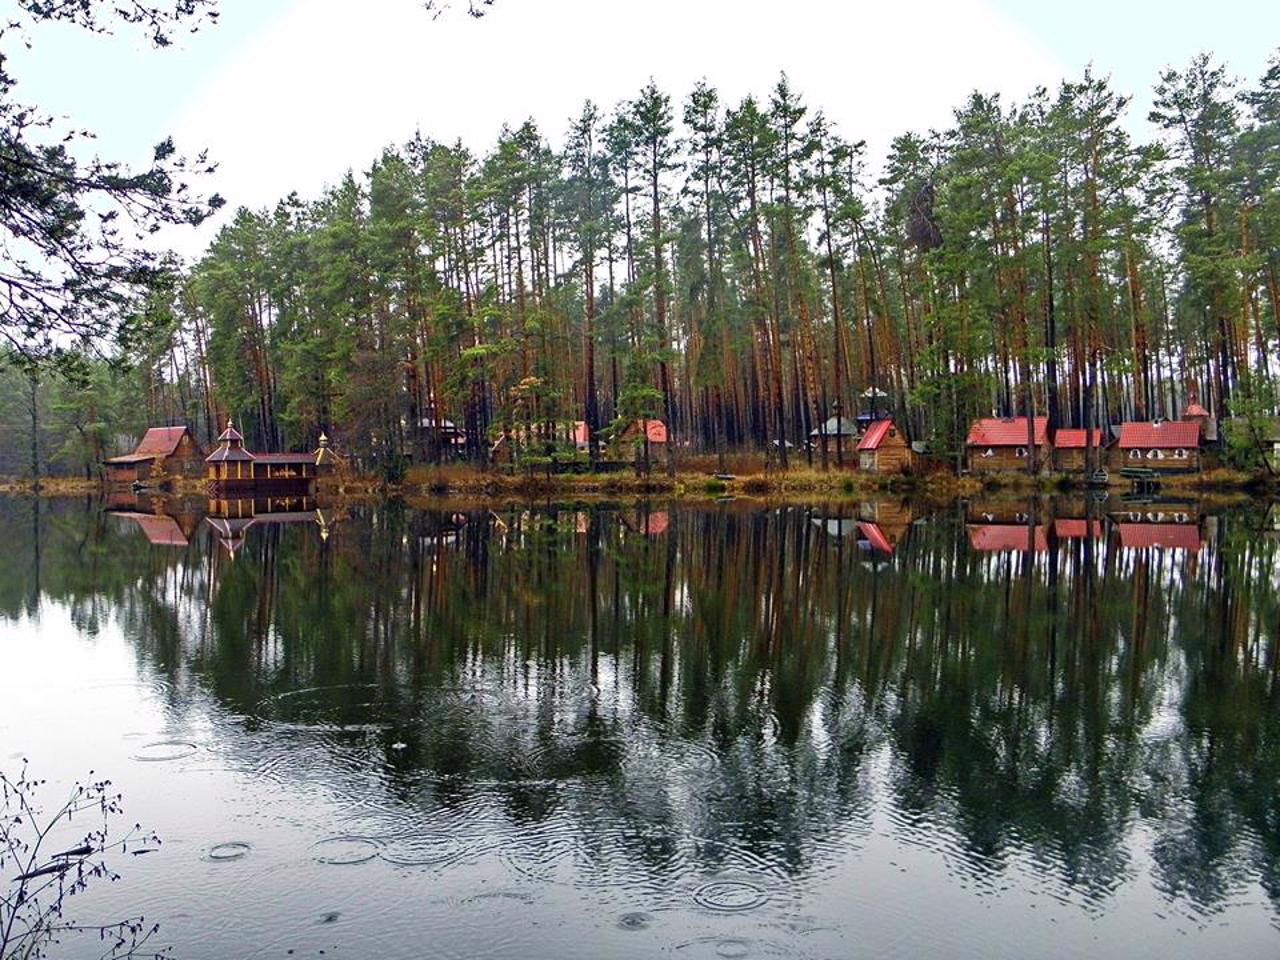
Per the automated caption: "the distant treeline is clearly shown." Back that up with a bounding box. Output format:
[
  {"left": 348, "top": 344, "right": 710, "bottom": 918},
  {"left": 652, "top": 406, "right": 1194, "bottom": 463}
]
[{"left": 4, "top": 51, "right": 1279, "bottom": 477}]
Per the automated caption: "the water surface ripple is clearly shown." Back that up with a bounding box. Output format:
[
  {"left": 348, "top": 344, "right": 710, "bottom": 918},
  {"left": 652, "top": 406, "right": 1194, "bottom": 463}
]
[{"left": 2, "top": 496, "right": 1278, "bottom": 959}]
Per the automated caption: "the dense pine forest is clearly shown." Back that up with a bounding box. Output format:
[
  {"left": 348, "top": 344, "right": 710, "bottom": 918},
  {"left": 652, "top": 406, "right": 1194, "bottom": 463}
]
[{"left": 4, "top": 51, "right": 1280, "bottom": 477}]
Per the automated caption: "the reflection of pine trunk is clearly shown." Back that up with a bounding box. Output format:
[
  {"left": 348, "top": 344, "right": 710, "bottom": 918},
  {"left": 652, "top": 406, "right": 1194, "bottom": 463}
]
[
  {"left": 588, "top": 514, "right": 600, "bottom": 684},
  {"left": 1130, "top": 554, "right": 1149, "bottom": 707},
  {"left": 29, "top": 497, "right": 41, "bottom": 614}
]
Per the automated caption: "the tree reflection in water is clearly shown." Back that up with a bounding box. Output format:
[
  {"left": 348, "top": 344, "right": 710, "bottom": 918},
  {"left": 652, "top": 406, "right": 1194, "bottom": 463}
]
[{"left": 2, "top": 495, "right": 1279, "bottom": 927}]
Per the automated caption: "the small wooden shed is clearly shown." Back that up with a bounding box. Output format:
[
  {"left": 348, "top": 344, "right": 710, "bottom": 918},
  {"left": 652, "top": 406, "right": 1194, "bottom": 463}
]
[
  {"left": 856, "top": 420, "right": 912, "bottom": 473},
  {"left": 1052, "top": 428, "right": 1111, "bottom": 471},
  {"left": 103, "top": 426, "right": 204, "bottom": 485}
]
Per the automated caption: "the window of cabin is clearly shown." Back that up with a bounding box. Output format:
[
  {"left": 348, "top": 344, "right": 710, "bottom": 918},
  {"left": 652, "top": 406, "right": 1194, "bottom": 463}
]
[
  {"left": 1016, "top": 447, "right": 1028, "bottom": 458},
  {"left": 1129, "top": 449, "right": 1141, "bottom": 460},
  {"left": 1174, "top": 448, "right": 1188, "bottom": 459},
  {"left": 982, "top": 447, "right": 994, "bottom": 458}
]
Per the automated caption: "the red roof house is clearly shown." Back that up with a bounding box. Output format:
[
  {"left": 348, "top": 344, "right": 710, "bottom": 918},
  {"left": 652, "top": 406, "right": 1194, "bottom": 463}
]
[
  {"left": 1116, "top": 420, "right": 1202, "bottom": 471},
  {"left": 1117, "top": 420, "right": 1201, "bottom": 449},
  {"left": 103, "top": 425, "right": 204, "bottom": 484},
  {"left": 967, "top": 417, "right": 1050, "bottom": 447},
  {"left": 967, "top": 417, "right": 1050, "bottom": 472}
]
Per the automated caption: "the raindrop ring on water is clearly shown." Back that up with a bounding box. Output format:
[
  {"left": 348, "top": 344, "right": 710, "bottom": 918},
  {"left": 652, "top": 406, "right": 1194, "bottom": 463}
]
[
  {"left": 379, "top": 834, "right": 464, "bottom": 867},
  {"left": 132, "top": 740, "right": 199, "bottom": 762},
  {"left": 309, "top": 836, "right": 383, "bottom": 865},
  {"left": 207, "top": 842, "right": 252, "bottom": 862},
  {"left": 692, "top": 880, "right": 769, "bottom": 912},
  {"left": 667, "top": 936, "right": 804, "bottom": 959}
]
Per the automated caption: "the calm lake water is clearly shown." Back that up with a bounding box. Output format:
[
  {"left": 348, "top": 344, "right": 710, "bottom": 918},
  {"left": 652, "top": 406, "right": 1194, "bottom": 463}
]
[{"left": 2, "top": 494, "right": 1280, "bottom": 959}]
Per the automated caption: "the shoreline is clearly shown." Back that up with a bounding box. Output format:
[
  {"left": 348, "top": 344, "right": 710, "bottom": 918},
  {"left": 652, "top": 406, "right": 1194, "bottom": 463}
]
[{"left": 1, "top": 465, "right": 1275, "bottom": 504}]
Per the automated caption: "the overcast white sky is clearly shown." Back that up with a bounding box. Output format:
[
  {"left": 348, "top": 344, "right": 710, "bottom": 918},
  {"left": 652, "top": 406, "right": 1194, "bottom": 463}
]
[{"left": 11, "top": 0, "right": 1279, "bottom": 260}]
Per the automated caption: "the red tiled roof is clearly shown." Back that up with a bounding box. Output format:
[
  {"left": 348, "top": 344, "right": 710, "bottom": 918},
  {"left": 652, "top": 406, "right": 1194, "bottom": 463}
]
[
  {"left": 857, "top": 420, "right": 894, "bottom": 451},
  {"left": 572, "top": 421, "right": 590, "bottom": 445},
  {"left": 135, "top": 426, "right": 190, "bottom": 457},
  {"left": 1117, "top": 523, "right": 1203, "bottom": 550},
  {"left": 1053, "top": 518, "right": 1104, "bottom": 539},
  {"left": 1053, "top": 428, "right": 1109, "bottom": 450},
  {"left": 967, "top": 524, "right": 1048, "bottom": 552},
  {"left": 966, "top": 417, "right": 1049, "bottom": 447},
  {"left": 858, "top": 521, "right": 894, "bottom": 554},
  {"left": 1117, "top": 421, "right": 1201, "bottom": 449},
  {"left": 105, "top": 426, "right": 192, "bottom": 464}
]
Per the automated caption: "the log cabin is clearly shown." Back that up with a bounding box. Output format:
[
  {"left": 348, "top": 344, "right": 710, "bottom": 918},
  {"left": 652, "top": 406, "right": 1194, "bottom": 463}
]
[
  {"left": 1052, "top": 428, "right": 1111, "bottom": 472},
  {"left": 856, "top": 420, "right": 912, "bottom": 474},
  {"left": 1114, "top": 419, "right": 1202, "bottom": 472},
  {"left": 103, "top": 426, "right": 204, "bottom": 486},
  {"left": 965, "top": 417, "right": 1051, "bottom": 473}
]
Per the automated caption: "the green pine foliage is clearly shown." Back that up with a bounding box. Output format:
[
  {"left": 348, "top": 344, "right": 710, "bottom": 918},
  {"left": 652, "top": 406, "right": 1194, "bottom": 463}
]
[{"left": 7, "top": 49, "right": 1280, "bottom": 476}]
